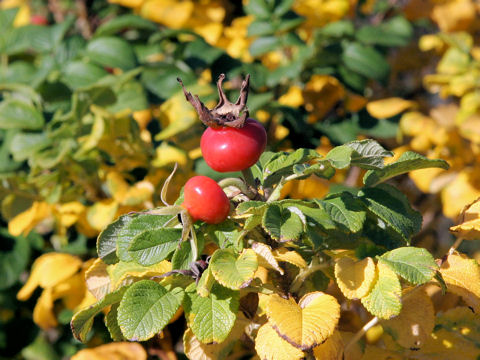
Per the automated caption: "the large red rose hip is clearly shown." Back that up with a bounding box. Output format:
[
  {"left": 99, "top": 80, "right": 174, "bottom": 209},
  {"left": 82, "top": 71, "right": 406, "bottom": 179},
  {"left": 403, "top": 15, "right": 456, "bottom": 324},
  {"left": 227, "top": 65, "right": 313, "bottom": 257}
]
[
  {"left": 182, "top": 176, "right": 230, "bottom": 224},
  {"left": 201, "top": 118, "right": 267, "bottom": 172}
]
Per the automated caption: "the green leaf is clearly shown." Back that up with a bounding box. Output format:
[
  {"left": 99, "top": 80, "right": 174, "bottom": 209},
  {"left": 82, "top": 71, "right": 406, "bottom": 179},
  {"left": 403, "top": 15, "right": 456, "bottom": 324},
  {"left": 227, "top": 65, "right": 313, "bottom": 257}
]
[
  {"left": 341, "top": 42, "right": 390, "bottom": 81},
  {"left": 105, "top": 303, "right": 124, "bottom": 341},
  {"left": 356, "top": 16, "right": 413, "bottom": 47},
  {"left": 186, "top": 283, "right": 239, "bottom": 343},
  {"left": 172, "top": 233, "right": 205, "bottom": 270},
  {"left": 244, "top": 0, "right": 272, "bottom": 19},
  {"left": 315, "top": 20, "right": 354, "bottom": 38},
  {"left": 325, "top": 146, "right": 354, "bottom": 169},
  {"left": 363, "top": 151, "right": 450, "bottom": 186},
  {"left": 107, "top": 81, "right": 148, "bottom": 113},
  {"left": 71, "top": 287, "right": 127, "bottom": 342},
  {"left": 115, "top": 214, "right": 173, "bottom": 262},
  {"left": 263, "top": 148, "right": 319, "bottom": 186},
  {"left": 10, "top": 132, "right": 51, "bottom": 162},
  {"left": 86, "top": 37, "right": 137, "bottom": 70},
  {"left": 210, "top": 249, "right": 258, "bottom": 290},
  {"left": 97, "top": 215, "right": 132, "bottom": 264},
  {"left": 0, "top": 228, "right": 31, "bottom": 289},
  {"left": 248, "top": 20, "right": 276, "bottom": 36},
  {"left": 361, "top": 262, "right": 402, "bottom": 319},
  {"left": 380, "top": 247, "right": 438, "bottom": 284},
  {"left": 249, "top": 36, "right": 281, "bottom": 57},
  {"left": 326, "top": 140, "right": 392, "bottom": 170},
  {"left": 62, "top": 61, "right": 108, "bottom": 89},
  {"left": 346, "top": 140, "right": 393, "bottom": 169},
  {"left": 94, "top": 15, "right": 158, "bottom": 37},
  {"left": 0, "top": 100, "right": 44, "bottom": 130},
  {"left": 359, "top": 184, "right": 422, "bottom": 241},
  {"left": 117, "top": 280, "right": 184, "bottom": 341},
  {"left": 128, "top": 228, "right": 181, "bottom": 266},
  {"left": 319, "top": 192, "right": 366, "bottom": 233},
  {"left": 262, "top": 204, "right": 304, "bottom": 242}
]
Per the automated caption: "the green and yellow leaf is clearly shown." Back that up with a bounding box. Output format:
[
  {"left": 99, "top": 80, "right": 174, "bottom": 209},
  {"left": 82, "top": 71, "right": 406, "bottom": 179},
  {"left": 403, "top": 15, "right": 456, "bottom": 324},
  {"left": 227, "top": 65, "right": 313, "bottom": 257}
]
[{"left": 335, "top": 256, "right": 376, "bottom": 299}]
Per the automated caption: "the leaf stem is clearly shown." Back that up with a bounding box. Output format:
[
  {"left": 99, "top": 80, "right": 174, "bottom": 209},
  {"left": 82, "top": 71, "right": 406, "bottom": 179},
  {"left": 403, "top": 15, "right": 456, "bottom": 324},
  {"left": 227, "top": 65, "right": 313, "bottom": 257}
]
[
  {"left": 344, "top": 316, "right": 379, "bottom": 352},
  {"left": 448, "top": 237, "right": 463, "bottom": 256},
  {"left": 190, "top": 227, "right": 198, "bottom": 263}
]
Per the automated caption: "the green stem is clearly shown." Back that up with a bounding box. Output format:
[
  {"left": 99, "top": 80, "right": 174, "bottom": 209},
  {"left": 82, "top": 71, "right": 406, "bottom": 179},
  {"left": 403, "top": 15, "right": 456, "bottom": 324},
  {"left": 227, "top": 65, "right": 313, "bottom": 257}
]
[
  {"left": 290, "top": 262, "right": 329, "bottom": 293},
  {"left": 190, "top": 227, "right": 198, "bottom": 263}
]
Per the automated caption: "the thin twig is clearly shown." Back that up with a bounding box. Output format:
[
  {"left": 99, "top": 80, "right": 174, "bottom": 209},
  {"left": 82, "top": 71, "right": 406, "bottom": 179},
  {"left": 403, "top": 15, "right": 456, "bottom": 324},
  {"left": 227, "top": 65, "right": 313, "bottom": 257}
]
[
  {"left": 75, "top": 0, "right": 92, "bottom": 39},
  {"left": 344, "top": 316, "right": 379, "bottom": 352}
]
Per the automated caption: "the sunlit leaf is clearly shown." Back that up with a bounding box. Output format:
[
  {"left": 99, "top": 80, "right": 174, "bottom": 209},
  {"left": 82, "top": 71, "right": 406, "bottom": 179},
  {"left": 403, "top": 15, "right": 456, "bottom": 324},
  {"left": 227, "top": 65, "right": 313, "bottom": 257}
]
[
  {"left": 450, "top": 198, "right": 480, "bottom": 240},
  {"left": 335, "top": 256, "right": 376, "bottom": 299},
  {"left": 312, "top": 330, "right": 344, "bottom": 360},
  {"left": 266, "top": 292, "right": 340, "bottom": 350},
  {"left": 85, "top": 258, "right": 111, "bottom": 300},
  {"left": 366, "top": 98, "right": 416, "bottom": 119},
  {"left": 71, "top": 342, "right": 147, "bottom": 360},
  {"left": 255, "top": 323, "right": 304, "bottom": 360},
  {"left": 440, "top": 252, "right": 480, "bottom": 313},
  {"left": 210, "top": 249, "right": 258, "bottom": 290}
]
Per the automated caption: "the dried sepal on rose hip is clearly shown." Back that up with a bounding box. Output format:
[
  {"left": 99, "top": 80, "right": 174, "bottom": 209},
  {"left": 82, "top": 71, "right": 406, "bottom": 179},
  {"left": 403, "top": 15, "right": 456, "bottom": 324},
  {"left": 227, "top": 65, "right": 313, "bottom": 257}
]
[{"left": 178, "top": 74, "right": 267, "bottom": 173}]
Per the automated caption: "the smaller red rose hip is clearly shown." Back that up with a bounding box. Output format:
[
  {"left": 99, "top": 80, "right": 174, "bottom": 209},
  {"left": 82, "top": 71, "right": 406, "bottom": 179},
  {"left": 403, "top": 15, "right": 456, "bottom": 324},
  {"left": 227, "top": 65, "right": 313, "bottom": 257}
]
[{"left": 182, "top": 176, "right": 230, "bottom": 224}]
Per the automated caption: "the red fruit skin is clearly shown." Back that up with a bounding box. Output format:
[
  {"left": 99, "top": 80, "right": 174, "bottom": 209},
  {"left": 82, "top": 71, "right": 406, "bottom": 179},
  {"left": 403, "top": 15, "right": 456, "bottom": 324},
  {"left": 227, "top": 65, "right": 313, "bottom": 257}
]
[
  {"left": 200, "top": 118, "right": 267, "bottom": 172},
  {"left": 31, "top": 15, "right": 48, "bottom": 25},
  {"left": 182, "top": 176, "right": 230, "bottom": 224}
]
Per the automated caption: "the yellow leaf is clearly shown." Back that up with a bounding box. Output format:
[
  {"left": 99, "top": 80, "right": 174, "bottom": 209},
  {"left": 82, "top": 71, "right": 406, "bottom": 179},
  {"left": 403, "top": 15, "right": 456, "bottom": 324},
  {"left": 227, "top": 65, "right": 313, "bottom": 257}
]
[
  {"left": 71, "top": 342, "right": 147, "bottom": 360},
  {"left": 106, "top": 172, "right": 129, "bottom": 203},
  {"left": 255, "top": 323, "right": 304, "bottom": 360},
  {"left": 282, "top": 176, "right": 330, "bottom": 200},
  {"left": 273, "top": 248, "right": 307, "bottom": 269},
  {"left": 140, "top": 0, "right": 193, "bottom": 28},
  {"left": 87, "top": 200, "right": 119, "bottom": 232},
  {"left": 381, "top": 287, "right": 434, "bottom": 349},
  {"left": 360, "top": 345, "right": 404, "bottom": 360},
  {"left": 17, "top": 253, "right": 82, "bottom": 300},
  {"left": 312, "top": 330, "right": 344, "bottom": 360},
  {"left": 335, "top": 256, "right": 376, "bottom": 299},
  {"left": 184, "top": 315, "right": 249, "bottom": 360},
  {"left": 450, "top": 197, "right": 480, "bottom": 240},
  {"left": 107, "top": 260, "right": 172, "bottom": 289},
  {"left": 266, "top": 292, "right": 340, "bottom": 350},
  {"left": 85, "top": 258, "right": 111, "bottom": 300},
  {"left": 53, "top": 273, "right": 87, "bottom": 310},
  {"left": 409, "top": 167, "right": 445, "bottom": 193},
  {"left": 345, "top": 92, "right": 367, "bottom": 113},
  {"left": 431, "top": 0, "right": 476, "bottom": 32},
  {"left": 109, "top": 0, "right": 145, "bottom": 8},
  {"left": 33, "top": 288, "right": 58, "bottom": 329},
  {"left": 132, "top": 109, "right": 152, "bottom": 130},
  {"left": 440, "top": 252, "right": 480, "bottom": 313},
  {"left": 419, "top": 34, "right": 446, "bottom": 53},
  {"left": 8, "top": 201, "right": 52, "bottom": 236},
  {"left": 252, "top": 242, "right": 284, "bottom": 275},
  {"left": 152, "top": 142, "right": 189, "bottom": 168},
  {"left": 399, "top": 111, "right": 434, "bottom": 137},
  {"left": 441, "top": 170, "right": 480, "bottom": 219},
  {"left": 303, "top": 75, "right": 345, "bottom": 123},
  {"left": 55, "top": 201, "right": 85, "bottom": 228},
  {"left": 278, "top": 86, "right": 304, "bottom": 107},
  {"left": 366, "top": 98, "right": 416, "bottom": 119}
]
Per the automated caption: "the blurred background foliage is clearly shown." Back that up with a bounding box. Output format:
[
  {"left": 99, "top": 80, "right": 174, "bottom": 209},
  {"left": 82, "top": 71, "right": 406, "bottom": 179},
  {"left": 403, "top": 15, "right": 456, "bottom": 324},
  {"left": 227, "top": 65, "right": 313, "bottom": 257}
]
[{"left": 1, "top": 0, "right": 480, "bottom": 358}]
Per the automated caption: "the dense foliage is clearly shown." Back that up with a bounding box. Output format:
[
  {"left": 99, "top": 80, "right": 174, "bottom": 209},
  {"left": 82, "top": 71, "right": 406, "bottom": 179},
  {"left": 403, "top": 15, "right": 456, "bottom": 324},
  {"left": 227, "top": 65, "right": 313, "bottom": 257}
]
[{"left": 1, "top": 0, "right": 480, "bottom": 359}]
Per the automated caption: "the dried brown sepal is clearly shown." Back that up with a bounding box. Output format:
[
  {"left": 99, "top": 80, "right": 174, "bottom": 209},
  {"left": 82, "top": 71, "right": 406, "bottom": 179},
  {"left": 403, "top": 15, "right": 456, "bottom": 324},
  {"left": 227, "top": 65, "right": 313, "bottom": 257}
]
[{"left": 177, "top": 73, "right": 250, "bottom": 128}]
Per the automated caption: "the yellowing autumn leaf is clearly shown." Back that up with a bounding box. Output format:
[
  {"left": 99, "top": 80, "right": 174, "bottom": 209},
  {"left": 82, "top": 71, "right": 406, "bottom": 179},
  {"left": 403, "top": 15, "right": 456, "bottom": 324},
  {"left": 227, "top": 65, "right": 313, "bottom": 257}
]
[
  {"left": 8, "top": 201, "right": 52, "bottom": 236},
  {"left": 278, "top": 86, "right": 304, "bottom": 107},
  {"left": 335, "top": 256, "right": 376, "bottom": 300},
  {"left": 273, "top": 248, "right": 307, "bottom": 269},
  {"left": 440, "top": 252, "right": 480, "bottom": 312},
  {"left": 450, "top": 197, "right": 480, "bottom": 239},
  {"left": 266, "top": 292, "right": 340, "bottom": 350},
  {"left": 85, "top": 258, "right": 111, "bottom": 300},
  {"left": 255, "top": 323, "right": 304, "bottom": 360},
  {"left": 303, "top": 75, "right": 345, "bottom": 123},
  {"left": 107, "top": 260, "right": 172, "bottom": 289},
  {"left": 441, "top": 170, "right": 480, "bottom": 219},
  {"left": 33, "top": 288, "right": 58, "bottom": 329},
  {"left": 366, "top": 98, "right": 416, "bottom": 119},
  {"left": 17, "top": 253, "right": 82, "bottom": 300},
  {"left": 381, "top": 287, "right": 435, "bottom": 349},
  {"left": 312, "top": 330, "right": 344, "bottom": 360},
  {"left": 87, "top": 199, "right": 119, "bottom": 232},
  {"left": 431, "top": 0, "right": 476, "bottom": 32},
  {"left": 71, "top": 342, "right": 147, "bottom": 360},
  {"left": 252, "top": 242, "right": 284, "bottom": 275},
  {"left": 140, "top": 0, "right": 193, "bottom": 28}
]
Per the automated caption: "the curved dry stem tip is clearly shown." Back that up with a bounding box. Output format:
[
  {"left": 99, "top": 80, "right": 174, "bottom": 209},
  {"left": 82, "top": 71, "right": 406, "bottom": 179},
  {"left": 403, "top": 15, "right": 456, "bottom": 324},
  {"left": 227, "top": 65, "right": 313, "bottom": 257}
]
[
  {"left": 216, "top": 73, "right": 227, "bottom": 107},
  {"left": 161, "top": 163, "right": 178, "bottom": 206},
  {"left": 236, "top": 74, "right": 250, "bottom": 106}
]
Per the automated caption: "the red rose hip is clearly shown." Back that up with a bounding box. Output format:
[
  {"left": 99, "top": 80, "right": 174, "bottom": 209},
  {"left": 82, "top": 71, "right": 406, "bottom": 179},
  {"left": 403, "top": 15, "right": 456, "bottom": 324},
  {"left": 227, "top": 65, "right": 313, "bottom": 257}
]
[
  {"left": 201, "top": 118, "right": 267, "bottom": 172},
  {"left": 182, "top": 176, "right": 230, "bottom": 224}
]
